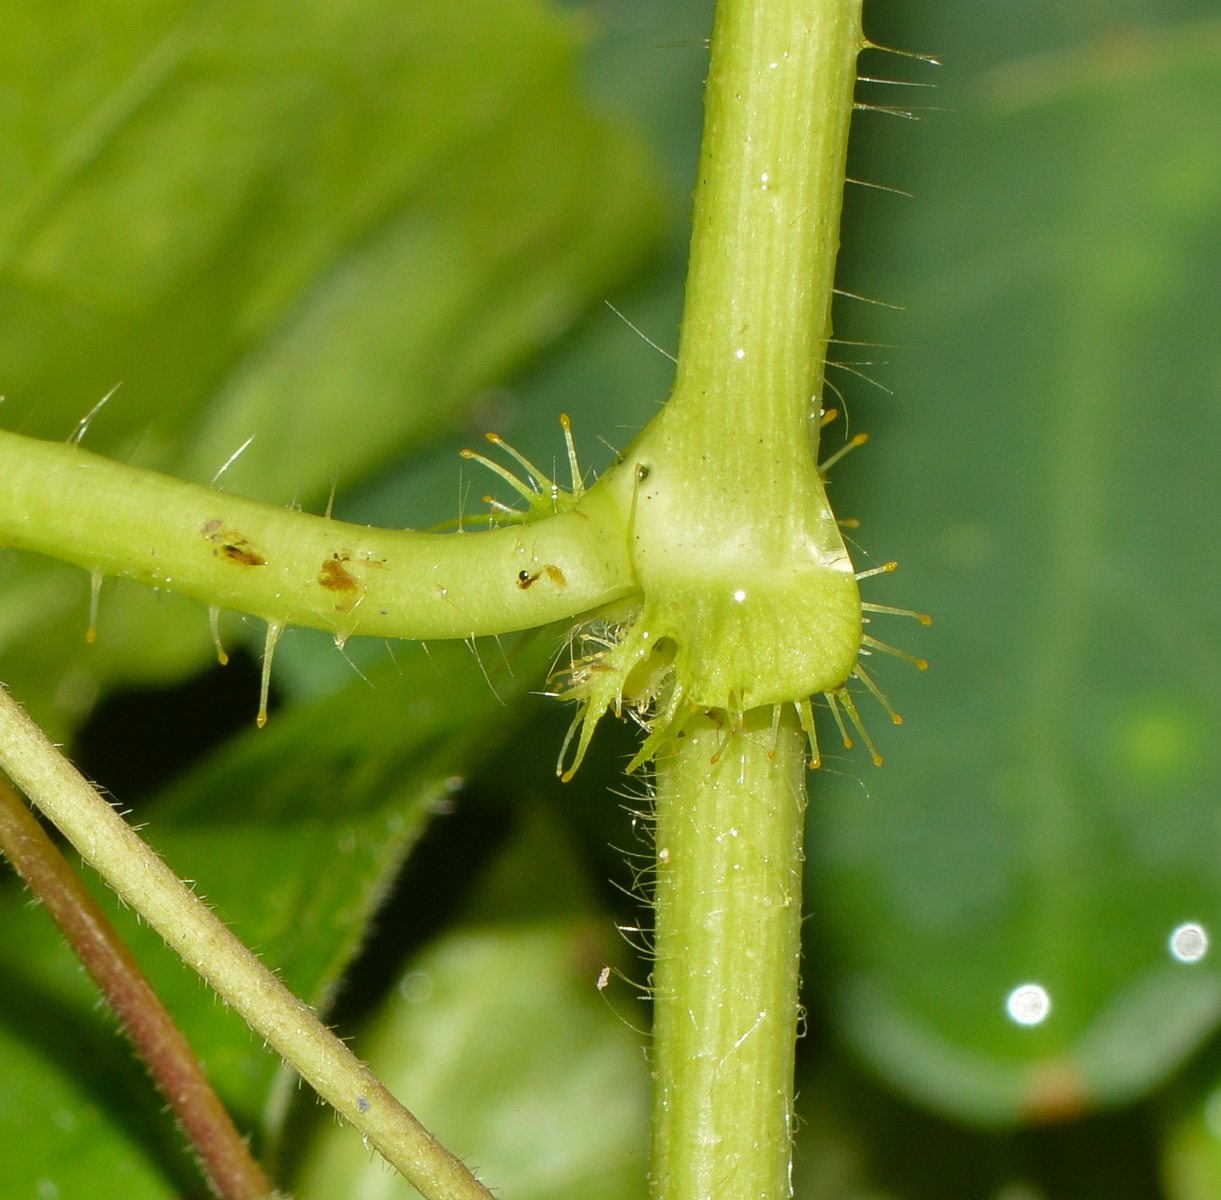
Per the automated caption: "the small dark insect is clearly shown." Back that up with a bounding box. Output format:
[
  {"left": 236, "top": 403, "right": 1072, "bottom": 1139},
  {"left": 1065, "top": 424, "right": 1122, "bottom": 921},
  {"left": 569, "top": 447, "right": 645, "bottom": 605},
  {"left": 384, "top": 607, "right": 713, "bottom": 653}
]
[{"left": 517, "top": 569, "right": 540, "bottom": 590}]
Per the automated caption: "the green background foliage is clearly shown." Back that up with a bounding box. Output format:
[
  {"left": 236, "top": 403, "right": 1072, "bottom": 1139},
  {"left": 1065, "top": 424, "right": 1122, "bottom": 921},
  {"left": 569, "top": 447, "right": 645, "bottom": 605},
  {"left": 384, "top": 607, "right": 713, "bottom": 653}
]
[{"left": 1, "top": 0, "right": 1220, "bottom": 1197}]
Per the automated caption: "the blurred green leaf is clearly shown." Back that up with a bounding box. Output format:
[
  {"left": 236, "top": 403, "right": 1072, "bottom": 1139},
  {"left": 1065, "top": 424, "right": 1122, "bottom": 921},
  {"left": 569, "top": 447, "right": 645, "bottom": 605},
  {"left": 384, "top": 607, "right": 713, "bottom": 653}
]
[
  {"left": 811, "top": 6, "right": 1221, "bottom": 1127},
  {"left": 0, "top": 0, "right": 660, "bottom": 733},
  {"left": 293, "top": 805, "right": 651, "bottom": 1200},
  {"left": 790, "top": 1046, "right": 1169, "bottom": 1200},
  {"left": 1157, "top": 1033, "right": 1221, "bottom": 1199},
  {"left": 0, "top": 633, "right": 552, "bottom": 1197}
]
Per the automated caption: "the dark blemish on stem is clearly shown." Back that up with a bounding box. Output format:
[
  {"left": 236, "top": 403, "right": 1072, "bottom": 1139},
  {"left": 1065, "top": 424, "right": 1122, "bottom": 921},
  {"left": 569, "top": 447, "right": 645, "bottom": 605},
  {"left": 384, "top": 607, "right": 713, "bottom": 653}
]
[
  {"left": 518, "top": 565, "right": 565, "bottom": 590},
  {"left": 356, "top": 1095, "right": 369, "bottom": 1113},
  {"left": 218, "top": 543, "right": 266, "bottom": 567},
  {"left": 319, "top": 553, "right": 359, "bottom": 593},
  {"left": 203, "top": 521, "right": 266, "bottom": 567}
]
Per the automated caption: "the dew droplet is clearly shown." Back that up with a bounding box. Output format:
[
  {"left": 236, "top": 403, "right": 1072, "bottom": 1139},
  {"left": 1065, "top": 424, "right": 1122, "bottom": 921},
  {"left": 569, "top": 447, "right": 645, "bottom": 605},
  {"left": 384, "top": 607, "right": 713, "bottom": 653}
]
[
  {"left": 1170, "top": 922, "right": 1209, "bottom": 963},
  {"left": 399, "top": 971, "right": 433, "bottom": 1003},
  {"left": 1006, "top": 983, "right": 1051, "bottom": 1026}
]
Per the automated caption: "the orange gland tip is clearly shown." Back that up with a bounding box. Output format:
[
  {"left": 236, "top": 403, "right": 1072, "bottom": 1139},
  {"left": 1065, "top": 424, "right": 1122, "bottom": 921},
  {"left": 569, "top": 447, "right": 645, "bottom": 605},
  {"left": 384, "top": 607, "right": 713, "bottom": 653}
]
[
  {"left": 819, "top": 431, "right": 870, "bottom": 475},
  {"left": 852, "top": 663, "right": 903, "bottom": 726},
  {"left": 856, "top": 560, "right": 898, "bottom": 581},
  {"left": 461, "top": 448, "right": 538, "bottom": 503},
  {"left": 767, "top": 704, "right": 782, "bottom": 760},
  {"left": 208, "top": 606, "right": 229, "bottom": 666},
  {"left": 835, "top": 688, "right": 883, "bottom": 766},
  {"left": 795, "top": 697, "right": 821, "bottom": 768},
  {"left": 826, "top": 691, "right": 853, "bottom": 750},
  {"left": 484, "top": 432, "right": 553, "bottom": 492},
  {"left": 559, "top": 413, "right": 584, "bottom": 497},
  {"left": 257, "top": 621, "right": 283, "bottom": 729},
  {"left": 862, "top": 634, "right": 928, "bottom": 670},
  {"left": 862, "top": 601, "right": 932, "bottom": 625}
]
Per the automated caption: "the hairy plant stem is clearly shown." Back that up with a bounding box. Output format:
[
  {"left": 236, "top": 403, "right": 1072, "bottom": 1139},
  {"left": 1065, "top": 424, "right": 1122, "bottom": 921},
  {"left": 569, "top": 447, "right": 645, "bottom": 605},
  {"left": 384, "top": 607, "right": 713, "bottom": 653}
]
[
  {"left": 0, "top": 427, "right": 635, "bottom": 643},
  {"left": 0, "top": 775, "right": 274, "bottom": 1200},
  {"left": 647, "top": 0, "right": 863, "bottom": 1196},
  {"left": 0, "top": 685, "right": 494, "bottom": 1200},
  {"left": 651, "top": 713, "right": 807, "bottom": 1200}
]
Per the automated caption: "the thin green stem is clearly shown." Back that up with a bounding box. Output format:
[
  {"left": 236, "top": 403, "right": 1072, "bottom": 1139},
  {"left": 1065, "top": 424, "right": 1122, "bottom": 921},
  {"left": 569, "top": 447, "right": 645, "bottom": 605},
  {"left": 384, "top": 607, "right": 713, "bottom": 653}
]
[
  {"left": 0, "top": 775, "right": 274, "bottom": 1200},
  {"left": 0, "top": 684, "right": 493, "bottom": 1200},
  {"left": 651, "top": 710, "right": 807, "bottom": 1200},
  {"left": 0, "top": 428, "right": 635, "bottom": 643}
]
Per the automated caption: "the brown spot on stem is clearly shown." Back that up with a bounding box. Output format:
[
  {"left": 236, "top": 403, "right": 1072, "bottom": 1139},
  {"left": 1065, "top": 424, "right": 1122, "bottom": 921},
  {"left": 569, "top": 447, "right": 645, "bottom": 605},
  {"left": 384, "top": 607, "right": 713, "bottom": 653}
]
[
  {"left": 217, "top": 541, "right": 265, "bottom": 567},
  {"left": 204, "top": 523, "right": 266, "bottom": 567},
  {"left": 319, "top": 554, "right": 359, "bottom": 593},
  {"left": 517, "top": 570, "right": 540, "bottom": 590},
  {"left": 544, "top": 564, "right": 566, "bottom": 587}
]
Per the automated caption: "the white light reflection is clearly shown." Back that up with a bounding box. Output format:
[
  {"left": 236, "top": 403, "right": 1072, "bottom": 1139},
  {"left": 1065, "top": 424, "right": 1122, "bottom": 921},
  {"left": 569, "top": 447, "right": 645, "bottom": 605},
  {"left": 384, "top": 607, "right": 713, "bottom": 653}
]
[
  {"left": 1170, "top": 922, "right": 1209, "bottom": 963},
  {"left": 1005, "top": 983, "right": 1051, "bottom": 1026}
]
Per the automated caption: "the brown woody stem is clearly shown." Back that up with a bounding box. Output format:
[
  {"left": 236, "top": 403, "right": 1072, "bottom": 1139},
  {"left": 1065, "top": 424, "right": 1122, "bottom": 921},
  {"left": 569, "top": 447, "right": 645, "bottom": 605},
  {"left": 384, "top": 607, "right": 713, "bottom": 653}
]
[{"left": 0, "top": 772, "right": 275, "bottom": 1200}]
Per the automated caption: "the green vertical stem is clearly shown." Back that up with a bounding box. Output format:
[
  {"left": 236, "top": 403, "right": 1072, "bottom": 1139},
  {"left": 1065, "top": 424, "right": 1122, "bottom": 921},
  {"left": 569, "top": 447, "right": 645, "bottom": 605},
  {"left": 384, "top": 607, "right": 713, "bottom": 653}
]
[
  {"left": 667, "top": 0, "right": 863, "bottom": 482},
  {"left": 651, "top": 711, "right": 808, "bottom": 1200},
  {"left": 647, "top": 0, "right": 863, "bottom": 1196}
]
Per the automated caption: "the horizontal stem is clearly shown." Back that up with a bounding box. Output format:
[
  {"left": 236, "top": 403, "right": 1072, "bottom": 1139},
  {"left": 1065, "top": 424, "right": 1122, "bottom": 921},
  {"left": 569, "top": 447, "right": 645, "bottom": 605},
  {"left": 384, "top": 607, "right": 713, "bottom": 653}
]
[
  {"left": 0, "top": 683, "right": 494, "bottom": 1200},
  {"left": 0, "top": 775, "right": 274, "bottom": 1200},
  {"left": 0, "top": 428, "right": 636, "bottom": 641}
]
